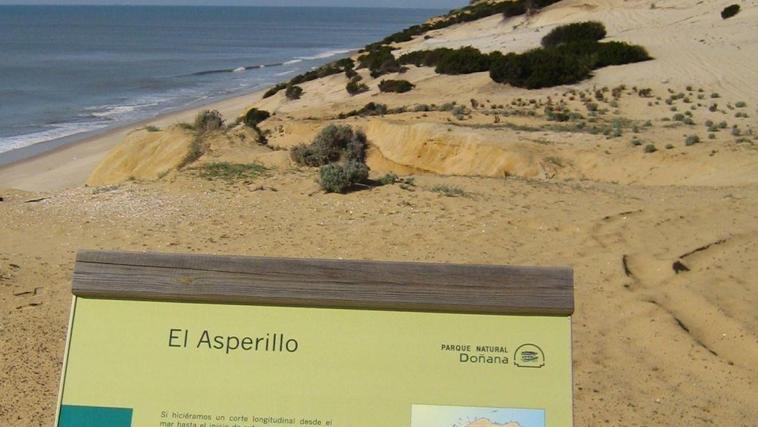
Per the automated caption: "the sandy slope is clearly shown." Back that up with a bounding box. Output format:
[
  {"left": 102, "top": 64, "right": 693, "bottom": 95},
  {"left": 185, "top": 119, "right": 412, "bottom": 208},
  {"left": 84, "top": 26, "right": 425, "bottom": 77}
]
[
  {"left": 2, "top": 175, "right": 756, "bottom": 425},
  {"left": 1, "top": 0, "right": 758, "bottom": 425}
]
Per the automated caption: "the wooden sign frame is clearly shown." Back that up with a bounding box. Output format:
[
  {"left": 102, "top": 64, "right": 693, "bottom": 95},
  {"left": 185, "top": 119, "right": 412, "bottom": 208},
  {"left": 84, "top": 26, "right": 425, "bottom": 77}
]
[
  {"left": 71, "top": 250, "right": 573, "bottom": 315},
  {"left": 58, "top": 250, "right": 574, "bottom": 427}
]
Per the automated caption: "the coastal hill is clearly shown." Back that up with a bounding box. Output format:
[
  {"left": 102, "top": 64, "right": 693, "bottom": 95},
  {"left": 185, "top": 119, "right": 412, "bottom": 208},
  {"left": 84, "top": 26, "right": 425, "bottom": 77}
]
[
  {"left": 88, "top": 0, "right": 758, "bottom": 186},
  {"left": 1, "top": 0, "right": 756, "bottom": 425}
]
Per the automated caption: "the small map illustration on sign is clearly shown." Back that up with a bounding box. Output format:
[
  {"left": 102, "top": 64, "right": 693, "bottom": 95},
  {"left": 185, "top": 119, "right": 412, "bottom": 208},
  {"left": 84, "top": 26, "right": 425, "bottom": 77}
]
[{"left": 411, "top": 404, "right": 544, "bottom": 427}]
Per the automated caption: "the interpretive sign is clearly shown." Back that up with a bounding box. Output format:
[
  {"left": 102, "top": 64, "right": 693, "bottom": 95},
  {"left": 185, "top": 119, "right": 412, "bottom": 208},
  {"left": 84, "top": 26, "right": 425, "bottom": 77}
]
[{"left": 56, "top": 251, "right": 574, "bottom": 427}]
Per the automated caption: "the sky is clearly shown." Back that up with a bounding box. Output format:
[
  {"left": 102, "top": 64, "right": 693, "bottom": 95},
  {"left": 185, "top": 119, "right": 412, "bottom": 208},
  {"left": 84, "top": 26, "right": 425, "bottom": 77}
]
[{"left": 0, "top": 0, "right": 467, "bottom": 7}]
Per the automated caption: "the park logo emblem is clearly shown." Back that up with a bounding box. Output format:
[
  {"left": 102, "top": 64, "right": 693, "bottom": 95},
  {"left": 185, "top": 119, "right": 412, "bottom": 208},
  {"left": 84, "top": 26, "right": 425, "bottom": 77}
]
[{"left": 514, "top": 344, "right": 545, "bottom": 368}]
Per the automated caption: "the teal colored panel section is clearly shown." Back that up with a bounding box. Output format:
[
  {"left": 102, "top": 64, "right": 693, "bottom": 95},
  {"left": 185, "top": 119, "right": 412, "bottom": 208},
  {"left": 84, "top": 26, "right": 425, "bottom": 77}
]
[{"left": 59, "top": 405, "right": 132, "bottom": 427}]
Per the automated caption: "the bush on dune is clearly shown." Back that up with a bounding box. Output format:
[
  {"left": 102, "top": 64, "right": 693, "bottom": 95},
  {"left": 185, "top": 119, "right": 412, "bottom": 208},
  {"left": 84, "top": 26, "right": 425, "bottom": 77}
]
[
  {"left": 319, "top": 160, "right": 370, "bottom": 193},
  {"left": 541, "top": 21, "right": 607, "bottom": 48},
  {"left": 194, "top": 110, "right": 224, "bottom": 132},
  {"left": 337, "top": 102, "right": 389, "bottom": 119},
  {"left": 290, "top": 125, "right": 367, "bottom": 167},
  {"left": 490, "top": 49, "right": 592, "bottom": 89},
  {"left": 379, "top": 79, "right": 415, "bottom": 93},
  {"left": 399, "top": 47, "right": 493, "bottom": 75},
  {"left": 593, "top": 41, "right": 651, "bottom": 67},
  {"left": 290, "top": 124, "right": 372, "bottom": 193},
  {"left": 263, "top": 57, "right": 355, "bottom": 98},
  {"left": 555, "top": 40, "right": 651, "bottom": 67},
  {"left": 434, "top": 46, "right": 493, "bottom": 75},
  {"left": 346, "top": 75, "right": 369, "bottom": 95},
  {"left": 398, "top": 48, "right": 454, "bottom": 67},
  {"left": 242, "top": 108, "right": 270, "bottom": 128},
  {"left": 285, "top": 84, "right": 303, "bottom": 100},
  {"left": 358, "top": 46, "right": 405, "bottom": 78},
  {"left": 488, "top": 22, "right": 650, "bottom": 88},
  {"left": 721, "top": 4, "right": 740, "bottom": 19}
]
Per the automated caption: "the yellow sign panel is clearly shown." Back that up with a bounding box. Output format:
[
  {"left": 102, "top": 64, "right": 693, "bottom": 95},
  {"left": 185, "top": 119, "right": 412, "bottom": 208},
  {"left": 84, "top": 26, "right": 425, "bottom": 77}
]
[{"left": 58, "top": 298, "right": 572, "bottom": 427}]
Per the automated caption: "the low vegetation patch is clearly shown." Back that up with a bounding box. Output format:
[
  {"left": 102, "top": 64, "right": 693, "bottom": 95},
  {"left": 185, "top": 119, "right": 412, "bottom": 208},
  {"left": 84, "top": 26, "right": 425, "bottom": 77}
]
[
  {"left": 346, "top": 77, "right": 369, "bottom": 95},
  {"left": 721, "top": 4, "right": 740, "bottom": 19},
  {"left": 285, "top": 84, "right": 304, "bottom": 100},
  {"left": 399, "top": 23, "right": 649, "bottom": 89},
  {"left": 181, "top": 138, "right": 206, "bottom": 168},
  {"left": 435, "top": 46, "right": 493, "bottom": 75},
  {"left": 541, "top": 21, "right": 606, "bottom": 48},
  {"left": 263, "top": 58, "right": 355, "bottom": 98},
  {"left": 431, "top": 184, "right": 467, "bottom": 198},
  {"left": 368, "top": 0, "right": 561, "bottom": 50},
  {"left": 685, "top": 135, "right": 701, "bottom": 146},
  {"left": 379, "top": 79, "right": 415, "bottom": 93},
  {"left": 490, "top": 23, "right": 650, "bottom": 89},
  {"left": 243, "top": 108, "right": 270, "bottom": 127},
  {"left": 319, "top": 161, "right": 369, "bottom": 193},
  {"left": 400, "top": 47, "right": 496, "bottom": 75},
  {"left": 358, "top": 46, "right": 405, "bottom": 78},
  {"left": 290, "top": 124, "right": 377, "bottom": 193},
  {"left": 291, "top": 125, "right": 367, "bottom": 167},
  {"left": 337, "top": 102, "right": 389, "bottom": 119},
  {"left": 490, "top": 48, "right": 592, "bottom": 89},
  {"left": 194, "top": 110, "right": 224, "bottom": 133},
  {"left": 196, "top": 162, "right": 268, "bottom": 182}
]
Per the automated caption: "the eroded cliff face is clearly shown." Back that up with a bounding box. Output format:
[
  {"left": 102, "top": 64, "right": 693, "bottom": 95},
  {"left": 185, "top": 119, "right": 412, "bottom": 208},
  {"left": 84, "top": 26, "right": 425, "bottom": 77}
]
[{"left": 87, "top": 127, "right": 195, "bottom": 186}]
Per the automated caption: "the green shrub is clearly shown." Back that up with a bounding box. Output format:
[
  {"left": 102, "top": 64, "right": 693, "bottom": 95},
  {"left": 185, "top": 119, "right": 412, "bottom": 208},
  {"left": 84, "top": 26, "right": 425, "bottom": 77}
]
[
  {"left": 431, "top": 184, "right": 466, "bottom": 197},
  {"left": 379, "top": 172, "right": 400, "bottom": 185},
  {"left": 435, "top": 47, "right": 492, "bottom": 75},
  {"left": 593, "top": 41, "right": 651, "bottom": 67},
  {"left": 243, "top": 108, "right": 270, "bottom": 128},
  {"left": 735, "top": 101, "right": 746, "bottom": 108},
  {"left": 263, "top": 83, "right": 287, "bottom": 99},
  {"left": 194, "top": 110, "right": 224, "bottom": 133},
  {"left": 180, "top": 137, "right": 205, "bottom": 168},
  {"left": 343, "top": 160, "right": 369, "bottom": 183},
  {"left": 490, "top": 49, "right": 592, "bottom": 89},
  {"left": 197, "top": 162, "right": 268, "bottom": 182},
  {"left": 290, "top": 59, "right": 355, "bottom": 86},
  {"left": 644, "top": 144, "right": 657, "bottom": 153},
  {"left": 358, "top": 46, "right": 402, "bottom": 77},
  {"left": 319, "top": 161, "right": 369, "bottom": 193},
  {"left": 145, "top": 125, "right": 160, "bottom": 132},
  {"left": 398, "top": 48, "right": 454, "bottom": 67},
  {"left": 541, "top": 21, "right": 607, "bottom": 48},
  {"left": 379, "top": 79, "right": 415, "bottom": 93},
  {"left": 685, "top": 135, "right": 701, "bottom": 146},
  {"left": 338, "top": 102, "right": 389, "bottom": 119},
  {"left": 319, "top": 163, "right": 351, "bottom": 193},
  {"left": 291, "top": 125, "right": 367, "bottom": 167},
  {"left": 721, "top": 4, "right": 740, "bottom": 19},
  {"left": 367, "top": 0, "right": 561, "bottom": 51},
  {"left": 346, "top": 78, "right": 369, "bottom": 95},
  {"left": 285, "top": 85, "right": 303, "bottom": 100},
  {"left": 501, "top": 1, "right": 527, "bottom": 17},
  {"left": 263, "top": 58, "right": 355, "bottom": 98}
]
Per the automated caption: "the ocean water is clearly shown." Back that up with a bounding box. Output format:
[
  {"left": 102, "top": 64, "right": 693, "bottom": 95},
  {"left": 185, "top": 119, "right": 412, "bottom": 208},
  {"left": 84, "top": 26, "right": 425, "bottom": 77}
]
[{"left": 0, "top": 6, "right": 442, "bottom": 156}]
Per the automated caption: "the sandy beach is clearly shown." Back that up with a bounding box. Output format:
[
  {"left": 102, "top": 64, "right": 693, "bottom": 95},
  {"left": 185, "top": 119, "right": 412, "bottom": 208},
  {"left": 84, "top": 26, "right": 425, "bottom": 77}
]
[
  {"left": 2, "top": 0, "right": 757, "bottom": 425},
  {"left": 0, "top": 89, "right": 264, "bottom": 192}
]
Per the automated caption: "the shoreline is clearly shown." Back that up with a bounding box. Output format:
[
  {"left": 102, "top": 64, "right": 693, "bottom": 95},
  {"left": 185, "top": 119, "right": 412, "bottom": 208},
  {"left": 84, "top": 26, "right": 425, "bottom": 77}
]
[{"left": 0, "top": 86, "right": 268, "bottom": 192}]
